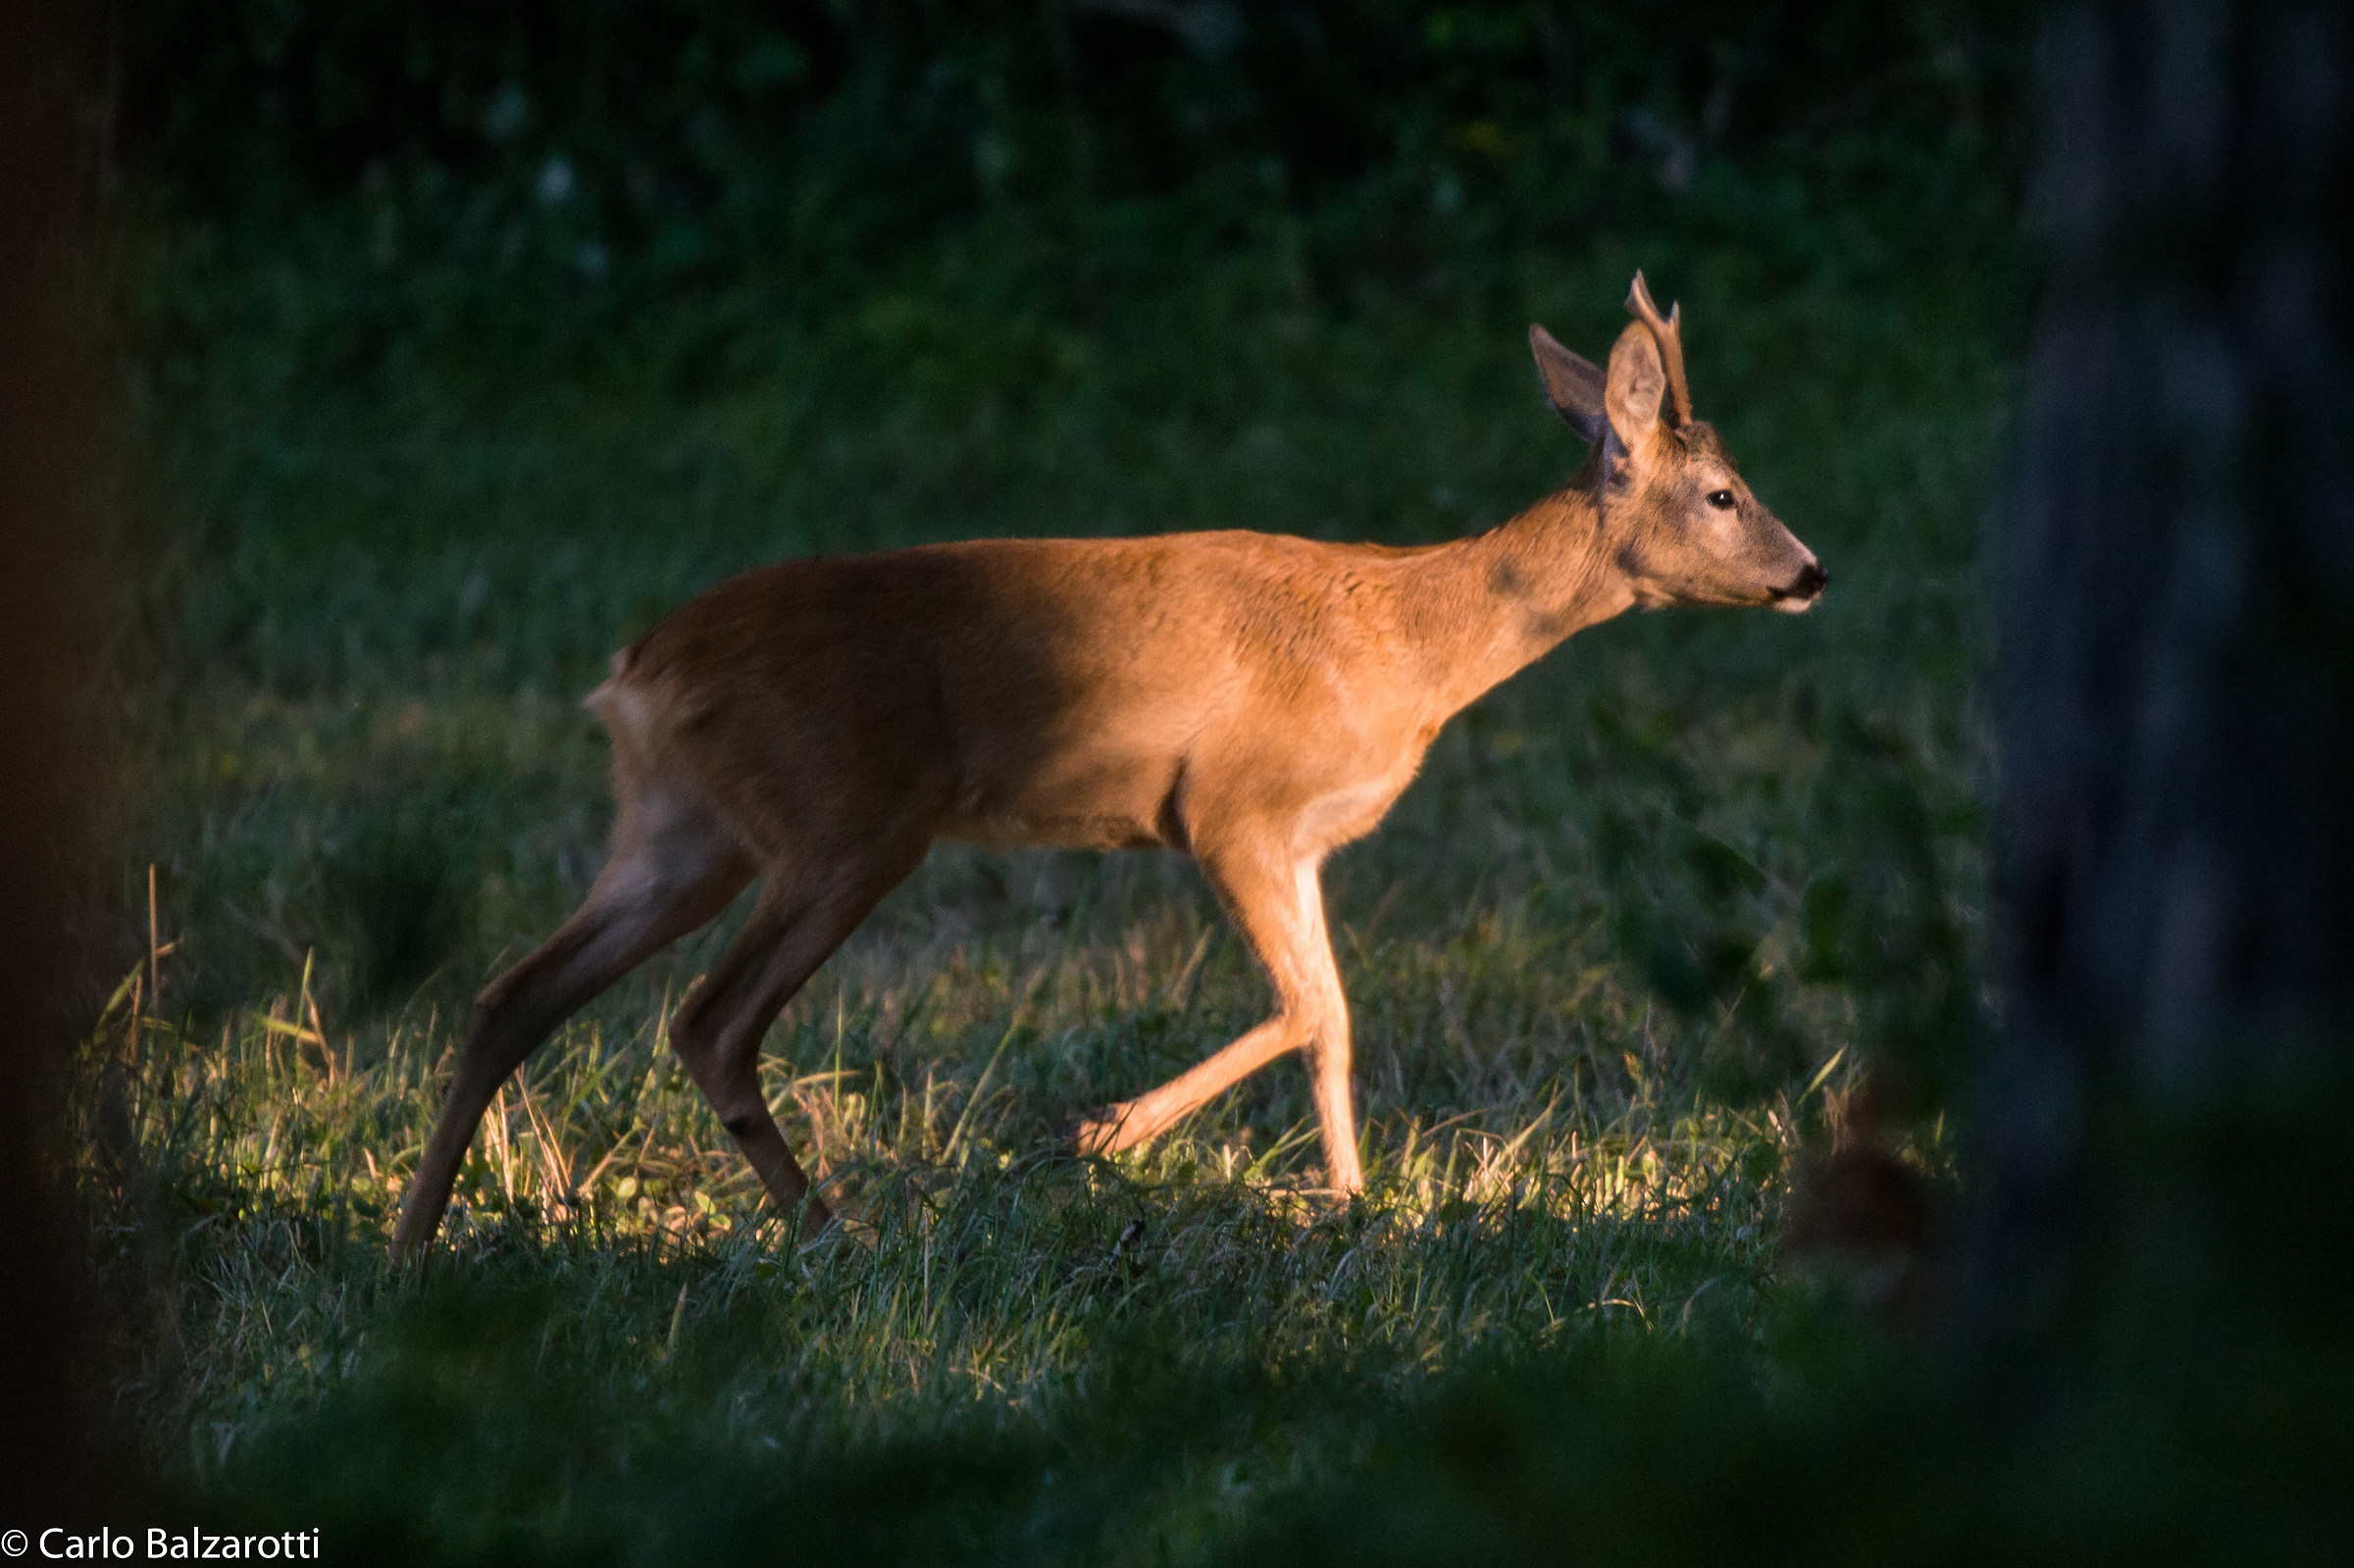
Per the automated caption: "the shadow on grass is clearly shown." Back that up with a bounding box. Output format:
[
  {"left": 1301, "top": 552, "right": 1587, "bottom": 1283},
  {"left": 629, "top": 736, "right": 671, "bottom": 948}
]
[{"left": 191, "top": 1258, "right": 2352, "bottom": 1567}]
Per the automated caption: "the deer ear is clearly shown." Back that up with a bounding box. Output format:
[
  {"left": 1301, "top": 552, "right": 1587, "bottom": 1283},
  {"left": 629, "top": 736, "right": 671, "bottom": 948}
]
[
  {"left": 1528, "top": 324, "right": 1607, "bottom": 445},
  {"left": 1604, "top": 319, "right": 1666, "bottom": 450}
]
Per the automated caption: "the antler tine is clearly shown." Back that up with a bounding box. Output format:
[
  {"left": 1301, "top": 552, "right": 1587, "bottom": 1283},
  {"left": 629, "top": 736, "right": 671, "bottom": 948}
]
[{"left": 1625, "top": 272, "right": 1693, "bottom": 426}]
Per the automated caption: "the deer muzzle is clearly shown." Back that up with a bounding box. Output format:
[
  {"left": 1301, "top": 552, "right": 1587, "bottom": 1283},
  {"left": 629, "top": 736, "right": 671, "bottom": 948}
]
[{"left": 1771, "top": 560, "right": 1829, "bottom": 612}]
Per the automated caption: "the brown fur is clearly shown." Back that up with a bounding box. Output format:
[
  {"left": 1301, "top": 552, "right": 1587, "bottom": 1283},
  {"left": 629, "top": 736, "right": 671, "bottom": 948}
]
[
  {"left": 1780, "top": 1078, "right": 1931, "bottom": 1326},
  {"left": 390, "top": 278, "right": 1825, "bottom": 1258}
]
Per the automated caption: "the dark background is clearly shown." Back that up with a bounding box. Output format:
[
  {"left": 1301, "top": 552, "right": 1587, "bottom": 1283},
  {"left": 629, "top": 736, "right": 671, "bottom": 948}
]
[{"left": 118, "top": 1, "right": 2026, "bottom": 385}]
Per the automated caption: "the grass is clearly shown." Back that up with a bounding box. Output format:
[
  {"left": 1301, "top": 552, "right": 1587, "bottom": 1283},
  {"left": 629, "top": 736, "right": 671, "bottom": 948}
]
[{"left": 86, "top": 165, "right": 2015, "bottom": 1558}]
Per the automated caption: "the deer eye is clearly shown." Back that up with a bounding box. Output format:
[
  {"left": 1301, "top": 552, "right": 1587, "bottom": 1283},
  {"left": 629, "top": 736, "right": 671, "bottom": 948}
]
[{"left": 1706, "top": 489, "right": 1737, "bottom": 510}]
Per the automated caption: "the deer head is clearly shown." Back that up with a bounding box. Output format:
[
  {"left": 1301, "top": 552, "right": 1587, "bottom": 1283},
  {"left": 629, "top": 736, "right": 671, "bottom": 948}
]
[{"left": 1530, "top": 274, "right": 1826, "bottom": 613}]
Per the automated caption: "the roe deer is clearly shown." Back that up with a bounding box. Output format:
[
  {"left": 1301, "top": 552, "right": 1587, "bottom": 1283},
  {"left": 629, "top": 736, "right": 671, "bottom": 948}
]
[{"left": 390, "top": 275, "right": 1824, "bottom": 1258}]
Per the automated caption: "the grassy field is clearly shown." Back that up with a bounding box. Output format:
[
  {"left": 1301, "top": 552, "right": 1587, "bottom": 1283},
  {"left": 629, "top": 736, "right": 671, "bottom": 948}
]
[{"left": 86, "top": 154, "right": 2015, "bottom": 1557}]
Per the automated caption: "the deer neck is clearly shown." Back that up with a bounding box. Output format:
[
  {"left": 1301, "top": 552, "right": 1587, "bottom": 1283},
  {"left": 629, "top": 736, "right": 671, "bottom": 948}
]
[{"left": 1399, "top": 486, "right": 1633, "bottom": 720}]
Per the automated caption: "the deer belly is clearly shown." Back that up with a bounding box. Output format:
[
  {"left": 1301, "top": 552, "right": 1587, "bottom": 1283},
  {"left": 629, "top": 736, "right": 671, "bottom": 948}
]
[
  {"left": 939, "top": 809, "right": 1168, "bottom": 852},
  {"left": 939, "top": 752, "right": 1182, "bottom": 852}
]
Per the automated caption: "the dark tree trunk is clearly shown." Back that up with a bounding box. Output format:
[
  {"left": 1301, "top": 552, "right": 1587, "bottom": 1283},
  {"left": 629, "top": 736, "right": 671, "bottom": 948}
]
[
  {"left": 0, "top": 0, "right": 106, "bottom": 1514},
  {"left": 1964, "top": 0, "right": 2354, "bottom": 1358}
]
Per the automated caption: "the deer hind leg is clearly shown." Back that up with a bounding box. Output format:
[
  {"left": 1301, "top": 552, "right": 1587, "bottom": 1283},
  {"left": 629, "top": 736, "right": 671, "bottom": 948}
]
[
  {"left": 1077, "top": 837, "right": 1362, "bottom": 1194},
  {"left": 667, "top": 835, "right": 931, "bottom": 1233},
  {"left": 392, "top": 788, "right": 753, "bottom": 1260}
]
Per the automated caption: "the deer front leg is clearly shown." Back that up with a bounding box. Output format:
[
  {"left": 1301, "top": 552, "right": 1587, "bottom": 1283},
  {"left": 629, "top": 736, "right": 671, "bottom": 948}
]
[{"left": 1078, "top": 839, "right": 1361, "bottom": 1193}]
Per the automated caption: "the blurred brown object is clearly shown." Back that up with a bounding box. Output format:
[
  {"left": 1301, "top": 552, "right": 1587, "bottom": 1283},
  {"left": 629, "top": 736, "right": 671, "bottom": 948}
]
[
  {"left": 0, "top": 0, "right": 107, "bottom": 1519},
  {"left": 1781, "top": 1077, "right": 1930, "bottom": 1327}
]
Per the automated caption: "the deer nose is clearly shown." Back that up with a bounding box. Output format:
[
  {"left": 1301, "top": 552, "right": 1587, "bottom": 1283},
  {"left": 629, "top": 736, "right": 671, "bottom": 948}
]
[{"left": 1780, "top": 562, "right": 1828, "bottom": 601}]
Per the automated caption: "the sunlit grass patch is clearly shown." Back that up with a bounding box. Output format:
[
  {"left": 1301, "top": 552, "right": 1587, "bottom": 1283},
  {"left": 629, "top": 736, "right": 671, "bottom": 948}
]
[
  {"left": 82, "top": 930, "right": 1852, "bottom": 1542},
  {"left": 93, "top": 921, "right": 1821, "bottom": 1261}
]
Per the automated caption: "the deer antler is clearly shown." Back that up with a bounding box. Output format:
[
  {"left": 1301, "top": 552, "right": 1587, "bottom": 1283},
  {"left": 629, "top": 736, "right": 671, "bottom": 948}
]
[{"left": 1625, "top": 272, "right": 1692, "bottom": 426}]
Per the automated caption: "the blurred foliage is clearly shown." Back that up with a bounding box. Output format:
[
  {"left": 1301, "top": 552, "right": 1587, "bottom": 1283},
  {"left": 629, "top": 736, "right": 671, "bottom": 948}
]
[
  {"left": 129, "top": 0, "right": 2026, "bottom": 216},
  {"left": 122, "top": 0, "right": 2027, "bottom": 377}
]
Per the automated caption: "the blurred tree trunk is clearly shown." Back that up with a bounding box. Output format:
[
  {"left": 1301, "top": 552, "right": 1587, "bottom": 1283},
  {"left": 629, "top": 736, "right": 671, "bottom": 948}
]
[
  {"left": 1962, "top": 0, "right": 2354, "bottom": 1357},
  {"left": 0, "top": 0, "right": 105, "bottom": 1512}
]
